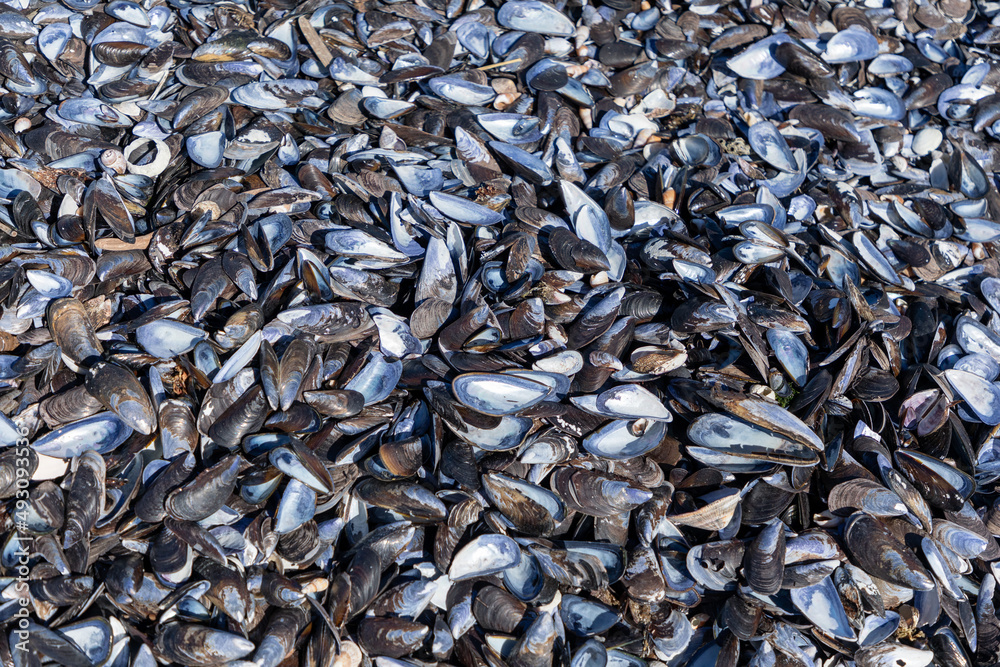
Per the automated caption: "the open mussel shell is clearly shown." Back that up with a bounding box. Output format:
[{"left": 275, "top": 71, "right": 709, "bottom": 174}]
[
  {"left": 503, "top": 548, "right": 545, "bottom": 601},
  {"left": 674, "top": 134, "right": 721, "bottom": 167},
  {"left": 859, "top": 611, "right": 901, "bottom": 647},
  {"left": 699, "top": 389, "right": 824, "bottom": 452},
  {"left": 560, "top": 594, "right": 619, "bottom": 636},
  {"left": 687, "top": 540, "right": 744, "bottom": 591},
  {"left": 687, "top": 413, "right": 820, "bottom": 466},
  {"left": 137, "top": 320, "right": 208, "bottom": 359},
  {"left": 497, "top": 1, "right": 574, "bottom": 36},
  {"left": 449, "top": 533, "right": 521, "bottom": 582},
  {"left": 791, "top": 576, "right": 857, "bottom": 641},
  {"left": 943, "top": 369, "right": 1000, "bottom": 424},
  {"left": 581, "top": 419, "right": 668, "bottom": 460},
  {"left": 583, "top": 384, "right": 672, "bottom": 421},
  {"left": 33, "top": 413, "right": 132, "bottom": 459},
  {"left": 670, "top": 488, "right": 741, "bottom": 531},
  {"left": 452, "top": 372, "right": 552, "bottom": 416},
  {"left": 855, "top": 643, "right": 935, "bottom": 667}
]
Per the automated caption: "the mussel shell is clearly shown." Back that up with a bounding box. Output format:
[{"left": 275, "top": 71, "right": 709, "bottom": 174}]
[
  {"left": 354, "top": 478, "right": 447, "bottom": 521},
  {"left": 551, "top": 467, "right": 652, "bottom": 517},
  {"left": 449, "top": 533, "right": 521, "bottom": 580},
  {"left": 894, "top": 449, "right": 975, "bottom": 511},
  {"left": 165, "top": 454, "right": 241, "bottom": 522},
  {"left": 33, "top": 413, "right": 131, "bottom": 459},
  {"left": 560, "top": 594, "right": 619, "bottom": 636},
  {"left": 855, "top": 642, "right": 934, "bottom": 667},
  {"left": 828, "top": 478, "right": 907, "bottom": 517},
  {"left": 744, "top": 519, "right": 785, "bottom": 595},
  {"left": 791, "top": 576, "right": 857, "bottom": 640},
  {"left": 154, "top": 623, "right": 255, "bottom": 666},
  {"left": 84, "top": 361, "right": 156, "bottom": 435},
  {"left": 843, "top": 513, "right": 934, "bottom": 590},
  {"left": 474, "top": 585, "right": 528, "bottom": 633},
  {"left": 482, "top": 472, "right": 564, "bottom": 536},
  {"left": 48, "top": 298, "right": 103, "bottom": 369}
]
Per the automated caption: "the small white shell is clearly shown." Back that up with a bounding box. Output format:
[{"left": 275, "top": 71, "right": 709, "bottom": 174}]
[{"left": 124, "top": 137, "right": 171, "bottom": 177}]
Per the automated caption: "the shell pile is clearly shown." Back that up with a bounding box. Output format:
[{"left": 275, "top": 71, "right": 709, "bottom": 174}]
[{"left": 5, "top": 0, "right": 1000, "bottom": 665}]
